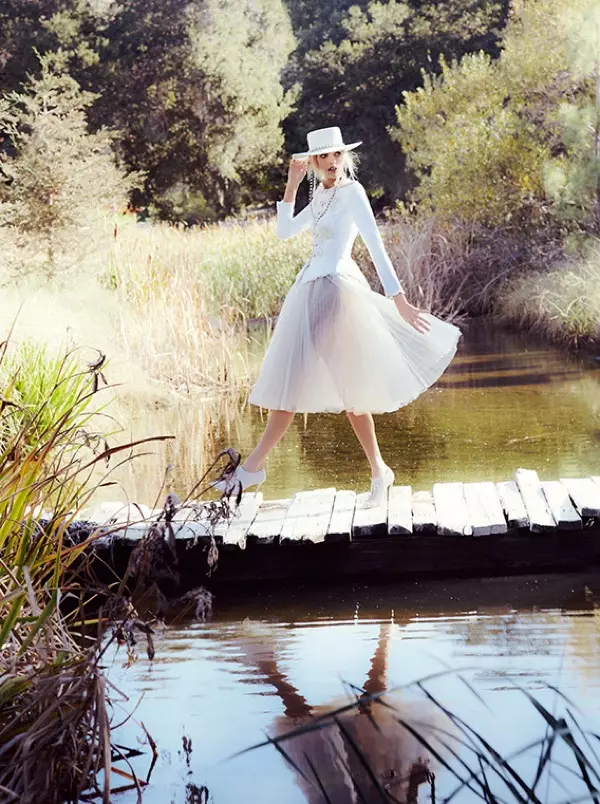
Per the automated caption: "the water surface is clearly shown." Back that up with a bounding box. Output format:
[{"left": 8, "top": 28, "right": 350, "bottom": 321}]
[
  {"left": 117, "top": 318, "right": 600, "bottom": 502},
  {"left": 103, "top": 320, "right": 600, "bottom": 802},
  {"left": 108, "top": 574, "right": 600, "bottom": 803}
]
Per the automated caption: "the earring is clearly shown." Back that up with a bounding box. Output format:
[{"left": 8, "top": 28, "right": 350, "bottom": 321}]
[{"left": 309, "top": 171, "right": 316, "bottom": 204}]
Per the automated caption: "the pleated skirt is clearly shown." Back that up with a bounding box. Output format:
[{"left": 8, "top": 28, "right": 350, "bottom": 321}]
[{"left": 248, "top": 272, "right": 461, "bottom": 414}]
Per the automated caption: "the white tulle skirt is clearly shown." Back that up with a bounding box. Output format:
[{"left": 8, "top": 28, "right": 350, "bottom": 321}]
[{"left": 249, "top": 272, "right": 461, "bottom": 414}]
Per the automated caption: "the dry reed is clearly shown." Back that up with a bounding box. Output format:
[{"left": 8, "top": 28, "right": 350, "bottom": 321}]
[
  {"left": 0, "top": 340, "right": 175, "bottom": 802},
  {"left": 495, "top": 238, "right": 600, "bottom": 348}
]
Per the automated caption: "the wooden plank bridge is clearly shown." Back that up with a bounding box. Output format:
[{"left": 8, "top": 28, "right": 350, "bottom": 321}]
[{"left": 88, "top": 468, "right": 600, "bottom": 588}]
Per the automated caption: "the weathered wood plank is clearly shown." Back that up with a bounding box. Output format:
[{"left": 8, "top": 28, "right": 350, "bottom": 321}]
[
  {"left": 514, "top": 469, "right": 555, "bottom": 533},
  {"left": 560, "top": 478, "right": 600, "bottom": 517},
  {"left": 116, "top": 520, "right": 212, "bottom": 543},
  {"left": 83, "top": 501, "right": 155, "bottom": 526},
  {"left": 412, "top": 490, "right": 437, "bottom": 533},
  {"left": 541, "top": 481, "right": 582, "bottom": 531},
  {"left": 466, "top": 481, "right": 507, "bottom": 535},
  {"left": 280, "top": 488, "right": 336, "bottom": 545},
  {"left": 326, "top": 490, "right": 357, "bottom": 543},
  {"left": 247, "top": 499, "right": 291, "bottom": 545},
  {"left": 432, "top": 482, "right": 472, "bottom": 536},
  {"left": 216, "top": 492, "right": 263, "bottom": 549},
  {"left": 352, "top": 493, "right": 388, "bottom": 538},
  {"left": 496, "top": 481, "right": 528, "bottom": 529},
  {"left": 388, "top": 486, "right": 413, "bottom": 536},
  {"left": 463, "top": 483, "right": 492, "bottom": 537}
]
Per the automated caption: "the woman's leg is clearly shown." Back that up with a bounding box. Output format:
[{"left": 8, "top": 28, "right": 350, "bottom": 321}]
[
  {"left": 243, "top": 409, "right": 295, "bottom": 472},
  {"left": 346, "top": 412, "right": 389, "bottom": 477}
]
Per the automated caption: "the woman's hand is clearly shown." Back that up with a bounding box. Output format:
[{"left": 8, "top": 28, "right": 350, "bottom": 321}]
[
  {"left": 393, "top": 293, "right": 431, "bottom": 334},
  {"left": 287, "top": 158, "right": 308, "bottom": 188}
]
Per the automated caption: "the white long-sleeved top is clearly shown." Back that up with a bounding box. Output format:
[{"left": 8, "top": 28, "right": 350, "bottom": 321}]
[{"left": 276, "top": 180, "right": 403, "bottom": 297}]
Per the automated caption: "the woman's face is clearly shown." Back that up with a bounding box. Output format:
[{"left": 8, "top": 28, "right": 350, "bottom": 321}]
[{"left": 317, "top": 150, "right": 343, "bottom": 183}]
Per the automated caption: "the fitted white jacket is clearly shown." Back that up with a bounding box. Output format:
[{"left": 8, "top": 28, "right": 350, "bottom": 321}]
[{"left": 276, "top": 180, "right": 403, "bottom": 298}]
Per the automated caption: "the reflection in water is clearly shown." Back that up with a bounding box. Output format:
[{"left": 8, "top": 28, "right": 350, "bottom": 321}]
[
  {"left": 107, "top": 574, "right": 600, "bottom": 803},
  {"left": 106, "top": 319, "right": 600, "bottom": 504},
  {"left": 234, "top": 622, "right": 434, "bottom": 803}
]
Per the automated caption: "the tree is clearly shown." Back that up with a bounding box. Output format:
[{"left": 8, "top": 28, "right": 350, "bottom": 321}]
[
  {"left": 0, "top": 52, "right": 131, "bottom": 274},
  {"left": 0, "top": 0, "right": 102, "bottom": 93},
  {"left": 90, "top": 0, "right": 295, "bottom": 221},
  {"left": 285, "top": 0, "right": 509, "bottom": 202},
  {"left": 393, "top": 0, "right": 600, "bottom": 231}
]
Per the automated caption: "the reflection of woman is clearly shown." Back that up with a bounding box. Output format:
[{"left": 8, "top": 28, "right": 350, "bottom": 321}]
[
  {"left": 216, "top": 126, "right": 460, "bottom": 506},
  {"left": 239, "top": 623, "right": 434, "bottom": 803}
]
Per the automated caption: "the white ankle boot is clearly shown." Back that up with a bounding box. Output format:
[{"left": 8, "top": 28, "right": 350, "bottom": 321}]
[
  {"left": 366, "top": 466, "right": 394, "bottom": 508},
  {"left": 212, "top": 464, "right": 266, "bottom": 493}
]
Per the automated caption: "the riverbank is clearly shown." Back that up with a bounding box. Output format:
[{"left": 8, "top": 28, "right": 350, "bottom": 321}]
[{"left": 495, "top": 238, "right": 600, "bottom": 350}]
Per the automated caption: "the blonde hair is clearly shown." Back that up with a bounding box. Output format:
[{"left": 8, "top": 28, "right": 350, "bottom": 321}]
[{"left": 308, "top": 149, "right": 358, "bottom": 184}]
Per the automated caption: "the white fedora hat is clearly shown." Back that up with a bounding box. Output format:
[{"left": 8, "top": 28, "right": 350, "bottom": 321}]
[{"left": 292, "top": 126, "right": 362, "bottom": 160}]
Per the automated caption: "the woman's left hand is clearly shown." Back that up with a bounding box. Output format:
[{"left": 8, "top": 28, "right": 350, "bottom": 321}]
[{"left": 392, "top": 293, "right": 431, "bottom": 334}]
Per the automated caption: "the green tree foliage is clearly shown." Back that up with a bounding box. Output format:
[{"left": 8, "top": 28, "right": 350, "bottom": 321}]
[
  {"left": 0, "top": 0, "right": 102, "bottom": 93},
  {"left": 286, "top": 0, "right": 509, "bottom": 201},
  {"left": 394, "top": 0, "right": 600, "bottom": 230},
  {"left": 91, "top": 0, "right": 295, "bottom": 221},
  {"left": 0, "top": 53, "right": 131, "bottom": 272}
]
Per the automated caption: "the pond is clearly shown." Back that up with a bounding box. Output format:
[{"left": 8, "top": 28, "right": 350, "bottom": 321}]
[
  {"left": 117, "top": 317, "right": 600, "bottom": 503},
  {"left": 103, "top": 318, "right": 600, "bottom": 803},
  {"left": 107, "top": 574, "right": 600, "bottom": 803}
]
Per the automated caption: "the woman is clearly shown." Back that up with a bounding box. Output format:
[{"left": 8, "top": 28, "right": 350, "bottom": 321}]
[{"left": 218, "top": 126, "right": 460, "bottom": 506}]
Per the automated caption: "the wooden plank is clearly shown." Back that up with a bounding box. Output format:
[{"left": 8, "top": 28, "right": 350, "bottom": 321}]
[
  {"left": 561, "top": 478, "right": 600, "bottom": 517},
  {"left": 541, "top": 481, "right": 582, "bottom": 531},
  {"left": 463, "top": 484, "right": 492, "bottom": 537},
  {"left": 465, "top": 482, "right": 507, "bottom": 535},
  {"left": 216, "top": 492, "right": 263, "bottom": 549},
  {"left": 352, "top": 493, "right": 388, "bottom": 538},
  {"left": 514, "top": 469, "right": 555, "bottom": 533},
  {"left": 280, "top": 488, "right": 336, "bottom": 545},
  {"left": 247, "top": 499, "right": 291, "bottom": 545},
  {"left": 116, "top": 520, "right": 212, "bottom": 543},
  {"left": 412, "top": 490, "right": 437, "bottom": 534},
  {"left": 388, "top": 486, "right": 413, "bottom": 536},
  {"left": 432, "top": 482, "right": 472, "bottom": 536},
  {"left": 496, "top": 481, "right": 529, "bottom": 529},
  {"left": 326, "top": 490, "right": 357, "bottom": 543}
]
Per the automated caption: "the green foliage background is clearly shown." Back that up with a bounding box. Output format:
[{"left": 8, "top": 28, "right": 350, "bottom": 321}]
[
  {"left": 1, "top": 0, "right": 600, "bottom": 351},
  {"left": 0, "top": 0, "right": 511, "bottom": 220}
]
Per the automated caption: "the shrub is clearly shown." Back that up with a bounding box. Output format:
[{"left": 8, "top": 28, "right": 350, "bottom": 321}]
[
  {"left": 0, "top": 52, "right": 132, "bottom": 277},
  {"left": 393, "top": 0, "right": 600, "bottom": 232}
]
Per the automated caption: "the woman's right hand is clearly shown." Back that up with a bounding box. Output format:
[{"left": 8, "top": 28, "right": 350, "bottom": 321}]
[{"left": 287, "top": 158, "right": 308, "bottom": 187}]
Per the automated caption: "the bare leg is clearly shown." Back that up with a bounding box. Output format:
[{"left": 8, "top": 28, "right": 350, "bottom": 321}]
[
  {"left": 243, "top": 409, "right": 295, "bottom": 472},
  {"left": 346, "top": 411, "right": 388, "bottom": 477}
]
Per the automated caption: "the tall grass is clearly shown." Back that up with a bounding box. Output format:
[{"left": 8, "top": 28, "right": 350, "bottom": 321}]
[
  {"left": 496, "top": 238, "right": 600, "bottom": 348},
  {"left": 0, "top": 338, "right": 171, "bottom": 802},
  {"left": 106, "top": 216, "right": 310, "bottom": 392},
  {"left": 357, "top": 215, "right": 473, "bottom": 319}
]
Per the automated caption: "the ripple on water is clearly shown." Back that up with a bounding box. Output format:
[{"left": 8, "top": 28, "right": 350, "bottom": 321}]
[{"left": 105, "top": 575, "right": 600, "bottom": 803}]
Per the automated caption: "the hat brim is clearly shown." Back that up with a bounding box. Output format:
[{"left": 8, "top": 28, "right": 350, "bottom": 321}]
[{"left": 292, "top": 141, "right": 362, "bottom": 160}]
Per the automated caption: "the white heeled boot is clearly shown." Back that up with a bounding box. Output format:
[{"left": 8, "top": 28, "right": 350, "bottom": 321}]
[
  {"left": 365, "top": 466, "right": 395, "bottom": 508},
  {"left": 212, "top": 464, "right": 266, "bottom": 493}
]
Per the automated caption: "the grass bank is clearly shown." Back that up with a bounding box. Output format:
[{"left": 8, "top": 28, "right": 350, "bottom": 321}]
[{"left": 495, "top": 238, "right": 600, "bottom": 349}]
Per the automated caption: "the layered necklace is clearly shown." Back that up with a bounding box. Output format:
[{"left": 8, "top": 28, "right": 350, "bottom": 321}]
[{"left": 309, "top": 174, "right": 338, "bottom": 226}]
